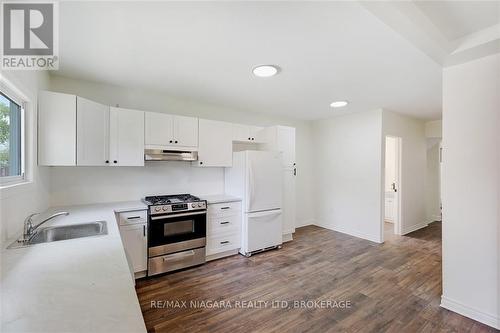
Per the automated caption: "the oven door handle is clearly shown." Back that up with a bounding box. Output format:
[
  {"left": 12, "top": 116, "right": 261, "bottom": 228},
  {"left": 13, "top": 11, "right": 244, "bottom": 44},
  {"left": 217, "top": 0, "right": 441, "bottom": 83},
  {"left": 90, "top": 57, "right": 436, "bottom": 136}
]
[{"left": 150, "top": 210, "right": 206, "bottom": 220}]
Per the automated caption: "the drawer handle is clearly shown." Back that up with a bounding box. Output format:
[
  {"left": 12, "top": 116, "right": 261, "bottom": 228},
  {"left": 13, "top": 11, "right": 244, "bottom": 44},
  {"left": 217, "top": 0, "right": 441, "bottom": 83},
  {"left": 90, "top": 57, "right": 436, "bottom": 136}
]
[
  {"left": 220, "top": 207, "right": 230, "bottom": 210},
  {"left": 220, "top": 221, "right": 230, "bottom": 225},
  {"left": 127, "top": 216, "right": 141, "bottom": 220},
  {"left": 220, "top": 241, "right": 230, "bottom": 245},
  {"left": 162, "top": 250, "right": 195, "bottom": 261}
]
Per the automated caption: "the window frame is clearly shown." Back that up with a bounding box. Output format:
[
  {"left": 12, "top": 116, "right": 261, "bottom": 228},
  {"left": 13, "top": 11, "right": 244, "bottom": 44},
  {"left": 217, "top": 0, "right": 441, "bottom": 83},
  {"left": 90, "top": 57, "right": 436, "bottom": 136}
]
[{"left": 0, "top": 87, "right": 26, "bottom": 186}]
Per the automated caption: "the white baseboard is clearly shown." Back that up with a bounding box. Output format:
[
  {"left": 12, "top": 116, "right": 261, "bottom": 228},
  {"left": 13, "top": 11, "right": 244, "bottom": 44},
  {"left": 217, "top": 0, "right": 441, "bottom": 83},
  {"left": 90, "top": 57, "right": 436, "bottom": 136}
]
[
  {"left": 282, "top": 233, "right": 293, "bottom": 242},
  {"left": 430, "top": 214, "right": 442, "bottom": 222},
  {"left": 315, "top": 221, "right": 382, "bottom": 243},
  {"left": 401, "top": 222, "right": 428, "bottom": 235},
  {"left": 441, "top": 295, "right": 499, "bottom": 329},
  {"left": 296, "top": 219, "right": 315, "bottom": 227}
]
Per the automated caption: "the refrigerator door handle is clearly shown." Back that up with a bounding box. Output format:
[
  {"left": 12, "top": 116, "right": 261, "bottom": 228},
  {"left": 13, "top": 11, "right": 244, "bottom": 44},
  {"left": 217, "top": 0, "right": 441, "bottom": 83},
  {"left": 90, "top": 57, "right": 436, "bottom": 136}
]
[
  {"left": 248, "top": 161, "right": 255, "bottom": 210},
  {"left": 248, "top": 209, "right": 282, "bottom": 218}
]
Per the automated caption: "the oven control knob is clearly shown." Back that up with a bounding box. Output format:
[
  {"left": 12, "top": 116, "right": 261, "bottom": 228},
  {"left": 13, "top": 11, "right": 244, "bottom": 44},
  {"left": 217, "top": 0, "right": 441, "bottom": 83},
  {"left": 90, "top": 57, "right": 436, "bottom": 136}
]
[
  {"left": 192, "top": 203, "right": 196, "bottom": 208},
  {"left": 154, "top": 206, "right": 161, "bottom": 212},
  {"left": 198, "top": 203, "right": 203, "bottom": 208},
  {"left": 162, "top": 206, "right": 168, "bottom": 211}
]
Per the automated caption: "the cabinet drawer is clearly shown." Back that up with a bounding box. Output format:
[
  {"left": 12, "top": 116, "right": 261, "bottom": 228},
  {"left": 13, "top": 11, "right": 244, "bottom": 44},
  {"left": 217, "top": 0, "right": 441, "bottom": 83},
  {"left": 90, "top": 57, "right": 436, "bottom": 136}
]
[
  {"left": 207, "top": 232, "right": 240, "bottom": 255},
  {"left": 118, "top": 210, "right": 147, "bottom": 226},
  {"left": 208, "top": 202, "right": 241, "bottom": 217},
  {"left": 208, "top": 215, "right": 240, "bottom": 236}
]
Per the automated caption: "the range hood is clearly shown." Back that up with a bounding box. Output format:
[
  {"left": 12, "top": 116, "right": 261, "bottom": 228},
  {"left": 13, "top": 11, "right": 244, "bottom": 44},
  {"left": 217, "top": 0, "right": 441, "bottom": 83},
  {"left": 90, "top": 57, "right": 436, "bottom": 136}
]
[{"left": 144, "top": 149, "right": 198, "bottom": 161}]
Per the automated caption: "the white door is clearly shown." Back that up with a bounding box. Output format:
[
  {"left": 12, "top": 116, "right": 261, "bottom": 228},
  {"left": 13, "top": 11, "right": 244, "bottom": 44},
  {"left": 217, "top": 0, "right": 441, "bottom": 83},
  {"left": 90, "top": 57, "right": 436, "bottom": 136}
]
[
  {"left": 385, "top": 192, "right": 395, "bottom": 222},
  {"left": 246, "top": 151, "right": 282, "bottom": 212},
  {"left": 232, "top": 123, "right": 251, "bottom": 142},
  {"left": 76, "top": 97, "right": 109, "bottom": 166},
  {"left": 245, "top": 209, "right": 283, "bottom": 253},
  {"left": 197, "top": 119, "right": 232, "bottom": 167},
  {"left": 38, "top": 91, "right": 77, "bottom": 166},
  {"left": 145, "top": 112, "right": 173, "bottom": 146},
  {"left": 173, "top": 115, "right": 198, "bottom": 147},
  {"left": 249, "top": 126, "right": 265, "bottom": 143},
  {"left": 120, "top": 223, "right": 147, "bottom": 273},
  {"left": 277, "top": 126, "right": 296, "bottom": 168},
  {"left": 109, "top": 107, "right": 144, "bottom": 166},
  {"left": 282, "top": 169, "right": 296, "bottom": 235}
]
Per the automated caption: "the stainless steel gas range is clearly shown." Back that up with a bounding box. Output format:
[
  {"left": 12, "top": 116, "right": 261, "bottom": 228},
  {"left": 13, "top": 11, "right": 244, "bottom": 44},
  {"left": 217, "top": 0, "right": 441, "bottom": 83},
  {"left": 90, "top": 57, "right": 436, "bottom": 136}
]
[{"left": 142, "top": 194, "right": 207, "bottom": 276}]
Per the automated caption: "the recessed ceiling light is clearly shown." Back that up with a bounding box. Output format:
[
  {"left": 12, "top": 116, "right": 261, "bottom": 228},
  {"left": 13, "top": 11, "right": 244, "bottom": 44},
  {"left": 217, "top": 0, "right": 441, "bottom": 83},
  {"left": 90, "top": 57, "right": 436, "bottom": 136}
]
[
  {"left": 252, "top": 65, "right": 279, "bottom": 77},
  {"left": 330, "top": 100, "right": 348, "bottom": 108}
]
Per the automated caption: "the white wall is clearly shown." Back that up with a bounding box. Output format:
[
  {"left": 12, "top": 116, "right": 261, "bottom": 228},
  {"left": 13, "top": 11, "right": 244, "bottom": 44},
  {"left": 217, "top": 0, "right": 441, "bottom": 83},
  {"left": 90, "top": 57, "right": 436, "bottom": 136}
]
[
  {"left": 312, "top": 109, "right": 383, "bottom": 243},
  {"left": 425, "top": 119, "right": 442, "bottom": 138},
  {"left": 441, "top": 54, "right": 500, "bottom": 329},
  {"left": 382, "top": 110, "right": 427, "bottom": 235},
  {"left": 0, "top": 71, "right": 51, "bottom": 244},
  {"left": 426, "top": 139, "right": 441, "bottom": 222},
  {"left": 47, "top": 75, "right": 315, "bottom": 227}
]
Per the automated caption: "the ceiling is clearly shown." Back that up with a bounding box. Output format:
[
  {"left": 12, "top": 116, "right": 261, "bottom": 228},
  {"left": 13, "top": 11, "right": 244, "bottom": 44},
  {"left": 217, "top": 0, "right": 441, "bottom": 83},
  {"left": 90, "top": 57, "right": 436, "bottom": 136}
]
[
  {"left": 56, "top": 1, "right": 447, "bottom": 120},
  {"left": 414, "top": 1, "right": 499, "bottom": 40}
]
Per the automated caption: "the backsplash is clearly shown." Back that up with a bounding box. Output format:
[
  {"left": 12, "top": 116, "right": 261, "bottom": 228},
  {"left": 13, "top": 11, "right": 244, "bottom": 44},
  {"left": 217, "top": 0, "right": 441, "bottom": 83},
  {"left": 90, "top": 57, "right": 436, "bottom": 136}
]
[{"left": 49, "top": 162, "right": 224, "bottom": 206}]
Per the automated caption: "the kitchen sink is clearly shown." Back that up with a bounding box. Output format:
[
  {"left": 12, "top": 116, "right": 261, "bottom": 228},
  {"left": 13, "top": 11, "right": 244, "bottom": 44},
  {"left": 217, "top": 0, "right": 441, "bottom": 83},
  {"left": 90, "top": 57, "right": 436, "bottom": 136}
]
[{"left": 7, "top": 221, "right": 108, "bottom": 249}]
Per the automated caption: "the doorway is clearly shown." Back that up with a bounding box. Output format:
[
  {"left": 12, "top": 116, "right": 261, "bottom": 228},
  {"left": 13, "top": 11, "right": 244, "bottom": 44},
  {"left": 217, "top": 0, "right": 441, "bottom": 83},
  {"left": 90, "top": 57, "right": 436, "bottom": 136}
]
[{"left": 383, "top": 136, "right": 401, "bottom": 240}]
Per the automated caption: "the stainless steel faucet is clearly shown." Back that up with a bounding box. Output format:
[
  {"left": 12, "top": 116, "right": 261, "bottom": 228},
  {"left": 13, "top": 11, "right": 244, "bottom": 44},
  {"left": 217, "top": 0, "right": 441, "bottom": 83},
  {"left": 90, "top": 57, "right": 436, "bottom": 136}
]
[{"left": 20, "top": 211, "right": 69, "bottom": 242}]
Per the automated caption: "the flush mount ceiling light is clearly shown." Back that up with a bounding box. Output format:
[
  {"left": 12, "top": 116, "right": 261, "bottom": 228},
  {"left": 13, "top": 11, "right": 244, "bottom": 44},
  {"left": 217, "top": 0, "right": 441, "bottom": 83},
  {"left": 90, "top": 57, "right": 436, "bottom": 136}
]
[
  {"left": 252, "top": 65, "right": 280, "bottom": 77},
  {"left": 330, "top": 100, "right": 349, "bottom": 108}
]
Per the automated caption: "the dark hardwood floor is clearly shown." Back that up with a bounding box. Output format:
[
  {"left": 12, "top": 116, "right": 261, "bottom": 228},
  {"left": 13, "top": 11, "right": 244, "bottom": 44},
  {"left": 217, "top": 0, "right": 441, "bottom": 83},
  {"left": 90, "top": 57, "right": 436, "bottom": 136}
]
[{"left": 135, "top": 223, "right": 497, "bottom": 333}]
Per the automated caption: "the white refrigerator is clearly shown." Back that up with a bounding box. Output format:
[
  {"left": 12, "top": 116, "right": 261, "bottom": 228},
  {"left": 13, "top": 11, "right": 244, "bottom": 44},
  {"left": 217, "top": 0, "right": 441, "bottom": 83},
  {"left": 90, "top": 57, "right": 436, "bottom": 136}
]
[{"left": 225, "top": 150, "right": 283, "bottom": 256}]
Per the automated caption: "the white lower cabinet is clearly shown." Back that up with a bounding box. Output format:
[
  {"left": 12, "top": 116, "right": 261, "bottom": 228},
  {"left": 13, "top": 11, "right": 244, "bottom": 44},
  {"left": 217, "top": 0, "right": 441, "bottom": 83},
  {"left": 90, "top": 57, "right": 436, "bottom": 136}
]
[
  {"left": 206, "top": 200, "right": 242, "bottom": 260},
  {"left": 117, "top": 210, "right": 148, "bottom": 277}
]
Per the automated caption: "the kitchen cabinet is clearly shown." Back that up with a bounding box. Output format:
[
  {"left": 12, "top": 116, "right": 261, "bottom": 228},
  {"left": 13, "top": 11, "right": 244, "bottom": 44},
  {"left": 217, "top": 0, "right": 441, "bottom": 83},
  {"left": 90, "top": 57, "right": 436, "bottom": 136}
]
[
  {"left": 206, "top": 200, "right": 242, "bottom": 260},
  {"left": 109, "top": 107, "right": 145, "bottom": 166},
  {"left": 145, "top": 111, "right": 198, "bottom": 149},
  {"left": 196, "top": 119, "right": 233, "bottom": 167},
  {"left": 76, "top": 97, "right": 109, "bottom": 166},
  {"left": 38, "top": 91, "right": 77, "bottom": 166},
  {"left": 261, "top": 126, "right": 296, "bottom": 238},
  {"left": 117, "top": 210, "right": 148, "bottom": 276},
  {"left": 39, "top": 92, "right": 144, "bottom": 167},
  {"left": 232, "top": 123, "right": 265, "bottom": 143}
]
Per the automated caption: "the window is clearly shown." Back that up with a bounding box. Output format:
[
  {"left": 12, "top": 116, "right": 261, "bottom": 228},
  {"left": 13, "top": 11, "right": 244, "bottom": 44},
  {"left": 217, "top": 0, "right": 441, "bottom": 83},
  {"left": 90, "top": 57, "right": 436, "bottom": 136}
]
[{"left": 0, "top": 91, "right": 24, "bottom": 183}]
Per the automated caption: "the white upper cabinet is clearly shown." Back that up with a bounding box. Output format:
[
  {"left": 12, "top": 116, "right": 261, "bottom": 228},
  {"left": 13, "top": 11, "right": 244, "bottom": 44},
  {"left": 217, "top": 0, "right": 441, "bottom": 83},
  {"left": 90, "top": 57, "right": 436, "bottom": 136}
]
[
  {"left": 262, "top": 126, "right": 296, "bottom": 168},
  {"left": 232, "top": 124, "right": 264, "bottom": 143},
  {"left": 196, "top": 119, "right": 233, "bottom": 167},
  {"left": 77, "top": 97, "right": 109, "bottom": 166},
  {"left": 145, "top": 112, "right": 198, "bottom": 150},
  {"left": 38, "top": 91, "right": 77, "bottom": 166},
  {"left": 173, "top": 115, "right": 198, "bottom": 147},
  {"left": 144, "top": 112, "right": 174, "bottom": 146},
  {"left": 109, "top": 107, "right": 145, "bottom": 166}
]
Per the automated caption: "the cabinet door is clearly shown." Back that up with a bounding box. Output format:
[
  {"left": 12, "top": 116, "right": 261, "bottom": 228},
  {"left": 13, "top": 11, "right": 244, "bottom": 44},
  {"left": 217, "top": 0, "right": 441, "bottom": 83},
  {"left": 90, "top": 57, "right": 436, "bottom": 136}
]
[
  {"left": 282, "top": 169, "right": 296, "bottom": 235},
  {"left": 197, "top": 119, "right": 232, "bottom": 167},
  {"left": 38, "top": 91, "right": 77, "bottom": 166},
  {"left": 120, "top": 223, "right": 147, "bottom": 273},
  {"left": 277, "top": 126, "right": 296, "bottom": 168},
  {"left": 145, "top": 111, "right": 173, "bottom": 146},
  {"left": 109, "top": 107, "right": 145, "bottom": 166},
  {"left": 250, "top": 126, "right": 265, "bottom": 143},
  {"left": 232, "top": 123, "right": 251, "bottom": 142},
  {"left": 173, "top": 115, "right": 198, "bottom": 147},
  {"left": 76, "top": 97, "right": 109, "bottom": 166}
]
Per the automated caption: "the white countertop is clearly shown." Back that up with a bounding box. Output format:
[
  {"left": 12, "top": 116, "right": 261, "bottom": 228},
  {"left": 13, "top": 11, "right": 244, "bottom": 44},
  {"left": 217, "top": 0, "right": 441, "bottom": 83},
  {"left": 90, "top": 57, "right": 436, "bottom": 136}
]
[
  {"left": 1, "top": 201, "right": 148, "bottom": 333},
  {"left": 199, "top": 194, "right": 242, "bottom": 204}
]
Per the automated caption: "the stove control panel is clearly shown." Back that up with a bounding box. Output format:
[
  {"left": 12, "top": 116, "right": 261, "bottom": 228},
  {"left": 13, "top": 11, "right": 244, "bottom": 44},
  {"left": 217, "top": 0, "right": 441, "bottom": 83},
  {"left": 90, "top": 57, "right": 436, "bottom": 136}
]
[{"left": 150, "top": 201, "right": 207, "bottom": 215}]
